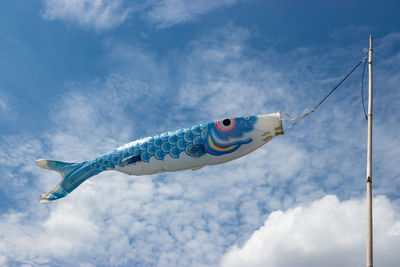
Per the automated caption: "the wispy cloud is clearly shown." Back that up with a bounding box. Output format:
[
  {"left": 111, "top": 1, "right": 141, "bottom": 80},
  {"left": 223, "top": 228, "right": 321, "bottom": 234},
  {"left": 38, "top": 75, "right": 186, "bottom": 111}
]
[
  {"left": 41, "top": 0, "right": 133, "bottom": 31},
  {"left": 40, "top": 0, "right": 240, "bottom": 30},
  {"left": 0, "top": 99, "right": 6, "bottom": 111},
  {"left": 0, "top": 91, "right": 11, "bottom": 116},
  {"left": 145, "top": 0, "right": 239, "bottom": 28}
]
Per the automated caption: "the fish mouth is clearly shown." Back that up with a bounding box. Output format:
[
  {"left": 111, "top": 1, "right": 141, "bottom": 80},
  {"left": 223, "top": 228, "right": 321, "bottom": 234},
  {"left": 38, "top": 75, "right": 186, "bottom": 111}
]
[{"left": 254, "top": 113, "right": 283, "bottom": 132}]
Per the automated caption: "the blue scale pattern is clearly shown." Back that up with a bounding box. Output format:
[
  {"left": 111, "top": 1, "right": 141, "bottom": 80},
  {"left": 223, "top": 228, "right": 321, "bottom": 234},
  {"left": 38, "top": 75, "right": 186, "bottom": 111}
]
[{"left": 90, "top": 124, "right": 209, "bottom": 170}]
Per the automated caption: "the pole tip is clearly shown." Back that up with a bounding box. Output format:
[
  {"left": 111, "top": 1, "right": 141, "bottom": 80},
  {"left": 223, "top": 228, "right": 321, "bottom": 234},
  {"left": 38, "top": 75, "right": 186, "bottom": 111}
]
[{"left": 369, "top": 35, "right": 373, "bottom": 49}]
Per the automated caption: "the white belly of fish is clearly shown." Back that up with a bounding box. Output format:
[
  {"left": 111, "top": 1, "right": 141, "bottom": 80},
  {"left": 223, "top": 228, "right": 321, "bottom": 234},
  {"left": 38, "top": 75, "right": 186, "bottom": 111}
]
[{"left": 115, "top": 138, "right": 265, "bottom": 176}]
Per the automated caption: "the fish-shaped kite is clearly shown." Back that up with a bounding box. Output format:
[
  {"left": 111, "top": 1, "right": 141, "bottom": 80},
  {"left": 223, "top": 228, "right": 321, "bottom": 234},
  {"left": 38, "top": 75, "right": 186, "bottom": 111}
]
[{"left": 37, "top": 113, "right": 284, "bottom": 202}]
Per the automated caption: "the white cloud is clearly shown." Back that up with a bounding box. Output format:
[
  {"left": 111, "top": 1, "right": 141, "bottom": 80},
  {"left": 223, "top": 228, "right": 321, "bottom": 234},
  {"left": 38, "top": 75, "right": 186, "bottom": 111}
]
[
  {"left": 221, "top": 195, "right": 400, "bottom": 267},
  {"left": 0, "top": 92, "right": 12, "bottom": 117},
  {"left": 0, "top": 99, "right": 6, "bottom": 111},
  {"left": 41, "top": 0, "right": 132, "bottom": 31},
  {"left": 41, "top": 0, "right": 240, "bottom": 30},
  {"left": 172, "top": 25, "right": 290, "bottom": 121},
  {"left": 145, "top": 0, "right": 239, "bottom": 28}
]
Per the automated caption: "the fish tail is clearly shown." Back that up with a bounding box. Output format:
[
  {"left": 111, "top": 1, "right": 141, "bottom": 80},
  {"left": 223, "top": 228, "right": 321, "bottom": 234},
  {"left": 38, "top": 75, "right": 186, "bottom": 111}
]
[{"left": 36, "top": 159, "right": 102, "bottom": 203}]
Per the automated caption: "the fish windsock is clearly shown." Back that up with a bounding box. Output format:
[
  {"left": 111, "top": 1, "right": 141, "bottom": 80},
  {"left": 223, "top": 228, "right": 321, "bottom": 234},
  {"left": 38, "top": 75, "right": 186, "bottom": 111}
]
[{"left": 37, "top": 113, "right": 283, "bottom": 202}]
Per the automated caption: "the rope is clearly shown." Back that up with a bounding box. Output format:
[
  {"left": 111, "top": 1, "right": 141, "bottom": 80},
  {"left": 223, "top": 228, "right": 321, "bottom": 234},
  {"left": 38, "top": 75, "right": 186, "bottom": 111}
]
[
  {"left": 283, "top": 110, "right": 315, "bottom": 130},
  {"left": 361, "top": 57, "right": 368, "bottom": 120},
  {"left": 284, "top": 54, "right": 368, "bottom": 130},
  {"left": 313, "top": 54, "right": 368, "bottom": 111}
]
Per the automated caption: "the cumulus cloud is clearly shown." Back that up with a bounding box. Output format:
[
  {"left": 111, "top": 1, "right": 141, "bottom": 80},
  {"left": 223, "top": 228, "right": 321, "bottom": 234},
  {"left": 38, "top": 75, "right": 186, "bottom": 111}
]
[{"left": 221, "top": 195, "right": 400, "bottom": 267}]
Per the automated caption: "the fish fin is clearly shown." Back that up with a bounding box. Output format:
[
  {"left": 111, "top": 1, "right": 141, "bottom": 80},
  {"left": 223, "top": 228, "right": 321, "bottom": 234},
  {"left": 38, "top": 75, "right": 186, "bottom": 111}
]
[
  {"left": 191, "top": 166, "right": 204, "bottom": 171},
  {"left": 122, "top": 155, "right": 142, "bottom": 165},
  {"left": 188, "top": 145, "right": 205, "bottom": 158},
  {"left": 36, "top": 159, "right": 101, "bottom": 203}
]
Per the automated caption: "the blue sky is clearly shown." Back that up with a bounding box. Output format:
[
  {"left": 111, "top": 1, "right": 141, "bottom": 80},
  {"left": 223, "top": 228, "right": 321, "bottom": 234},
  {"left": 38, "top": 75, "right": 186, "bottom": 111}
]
[{"left": 0, "top": 0, "right": 399, "bottom": 266}]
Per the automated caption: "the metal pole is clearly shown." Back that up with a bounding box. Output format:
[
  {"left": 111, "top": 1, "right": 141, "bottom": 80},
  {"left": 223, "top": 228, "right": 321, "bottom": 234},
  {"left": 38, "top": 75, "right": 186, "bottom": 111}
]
[{"left": 366, "top": 35, "right": 373, "bottom": 267}]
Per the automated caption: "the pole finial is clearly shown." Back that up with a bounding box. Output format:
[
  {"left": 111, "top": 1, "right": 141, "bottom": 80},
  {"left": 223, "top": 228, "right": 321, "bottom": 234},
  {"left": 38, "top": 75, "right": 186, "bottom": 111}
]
[{"left": 369, "top": 35, "right": 373, "bottom": 51}]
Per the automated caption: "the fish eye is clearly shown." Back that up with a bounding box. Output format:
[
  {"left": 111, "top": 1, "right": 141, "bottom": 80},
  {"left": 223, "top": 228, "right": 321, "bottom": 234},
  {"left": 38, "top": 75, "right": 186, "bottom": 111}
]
[
  {"left": 222, "top": 119, "right": 231, "bottom": 126},
  {"left": 215, "top": 118, "right": 235, "bottom": 131}
]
